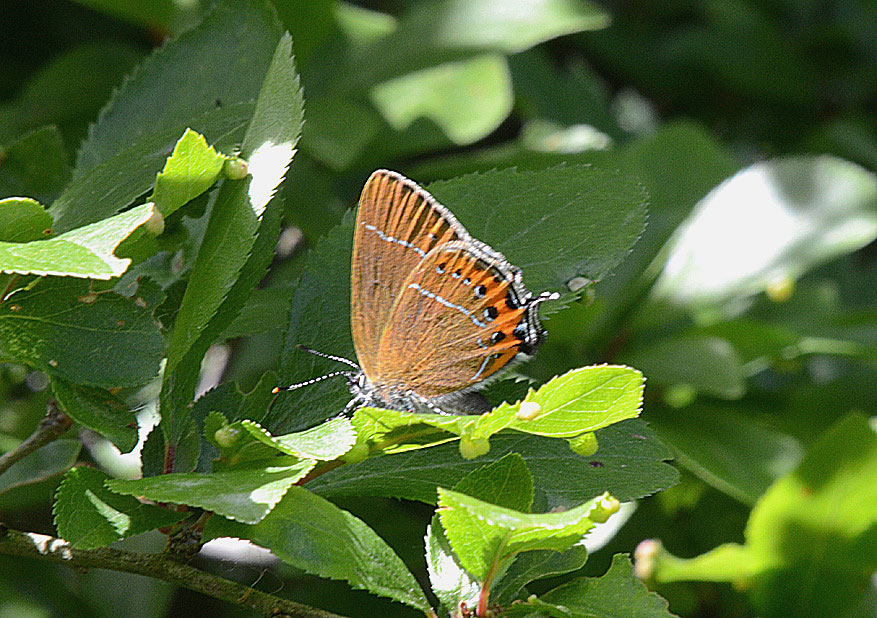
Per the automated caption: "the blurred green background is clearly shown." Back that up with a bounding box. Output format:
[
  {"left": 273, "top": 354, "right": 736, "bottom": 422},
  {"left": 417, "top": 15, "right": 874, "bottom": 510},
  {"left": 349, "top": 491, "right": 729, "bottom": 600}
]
[{"left": 1, "top": 1, "right": 875, "bottom": 617}]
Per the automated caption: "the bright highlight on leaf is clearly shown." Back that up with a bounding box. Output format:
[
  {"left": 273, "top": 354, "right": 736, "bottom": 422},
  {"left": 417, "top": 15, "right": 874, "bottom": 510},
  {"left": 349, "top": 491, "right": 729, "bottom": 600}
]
[{"left": 656, "top": 156, "right": 877, "bottom": 305}]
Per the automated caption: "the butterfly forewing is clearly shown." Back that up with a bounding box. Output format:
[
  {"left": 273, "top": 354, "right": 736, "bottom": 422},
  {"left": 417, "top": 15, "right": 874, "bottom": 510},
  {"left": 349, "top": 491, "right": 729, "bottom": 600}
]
[
  {"left": 375, "top": 242, "right": 533, "bottom": 398},
  {"left": 351, "top": 170, "right": 464, "bottom": 379}
]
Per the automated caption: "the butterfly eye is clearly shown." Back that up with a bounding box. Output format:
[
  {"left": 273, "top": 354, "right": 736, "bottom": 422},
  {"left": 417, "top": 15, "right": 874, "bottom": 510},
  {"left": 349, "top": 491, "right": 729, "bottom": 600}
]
[
  {"left": 513, "top": 322, "right": 528, "bottom": 340},
  {"left": 505, "top": 290, "right": 520, "bottom": 309},
  {"left": 474, "top": 285, "right": 487, "bottom": 298},
  {"left": 483, "top": 306, "right": 499, "bottom": 321}
]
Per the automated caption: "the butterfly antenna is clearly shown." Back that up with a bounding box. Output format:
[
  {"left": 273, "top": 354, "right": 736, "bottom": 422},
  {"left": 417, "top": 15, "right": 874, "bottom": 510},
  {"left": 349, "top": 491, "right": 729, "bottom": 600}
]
[
  {"left": 272, "top": 371, "right": 350, "bottom": 394},
  {"left": 296, "top": 344, "right": 360, "bottom": 369}
]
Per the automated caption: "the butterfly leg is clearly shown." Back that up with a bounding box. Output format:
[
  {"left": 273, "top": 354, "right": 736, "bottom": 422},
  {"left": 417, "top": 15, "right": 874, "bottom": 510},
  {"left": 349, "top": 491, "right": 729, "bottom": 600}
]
[
  {"left": 343, "top": 396, "right": 364, "bottom": 416},
  {"left": 406, "top": 390, "right": 452, "bottom": 416}
]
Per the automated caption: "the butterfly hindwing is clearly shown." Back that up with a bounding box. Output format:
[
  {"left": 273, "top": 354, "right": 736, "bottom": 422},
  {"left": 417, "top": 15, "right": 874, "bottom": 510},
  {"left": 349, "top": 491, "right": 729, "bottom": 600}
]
[
  {"left": 374, "top": 241, "right": 537, "bottom": 399},
  {"left": 351, "top": 170, "right": 465, "bottom": 380}
]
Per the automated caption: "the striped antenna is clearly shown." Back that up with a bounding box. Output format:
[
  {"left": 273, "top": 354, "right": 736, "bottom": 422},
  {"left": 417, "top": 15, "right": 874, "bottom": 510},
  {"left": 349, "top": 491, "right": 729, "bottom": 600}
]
[
  {"left": 272, "top": 371, "right": 350, "bottom": 393},
  {"left": 296, "top": 344, "right": 360, "bottom": 369},
  {"left": 271, "top": 345, "right": 361, "bottom": 394}
]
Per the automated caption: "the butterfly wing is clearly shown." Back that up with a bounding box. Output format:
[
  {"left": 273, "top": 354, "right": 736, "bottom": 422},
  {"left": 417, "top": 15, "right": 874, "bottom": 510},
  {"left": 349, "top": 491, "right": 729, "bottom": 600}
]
[
  {"left": 373, "top": 241, "right": 545, "bottom": 400},
  {"left": 351, "top": 170, "right": 465, "bottom": 380}
]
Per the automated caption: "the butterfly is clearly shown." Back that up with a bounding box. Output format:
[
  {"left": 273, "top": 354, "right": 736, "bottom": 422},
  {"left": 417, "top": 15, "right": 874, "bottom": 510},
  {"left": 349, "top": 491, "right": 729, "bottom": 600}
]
[{"left": 277, "top": 170, "right": 557, "bottom": 414}]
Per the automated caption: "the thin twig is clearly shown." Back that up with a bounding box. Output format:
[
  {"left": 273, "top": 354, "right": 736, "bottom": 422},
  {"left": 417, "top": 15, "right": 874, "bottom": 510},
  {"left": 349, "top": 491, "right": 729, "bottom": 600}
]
[
  {"left": 0, "top": 399, "right": 72, "bottom": 477},
  {"left": 0, "top": 527, "right": 349, "bottom": 618}
]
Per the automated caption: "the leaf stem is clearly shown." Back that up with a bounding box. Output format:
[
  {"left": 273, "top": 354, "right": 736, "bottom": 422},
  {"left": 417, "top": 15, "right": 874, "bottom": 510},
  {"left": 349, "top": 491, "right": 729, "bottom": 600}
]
[
  {"left": 476, "top": 540, "right": 511, "bottom": 617},
  {"left": 164, "top": 442, "right": 176, "bottom": 474},
  {"left": 477, "top": 563, "right": 496, "bottom": 617},
  {"left": 0, "top": 527, "right": 350, "bottom": 618},
  {"left": 1, "top": 274, "right": 21, "bottom": 302},
  {"left": 0, "top": 399, "right": 72, "bottom": 477}
]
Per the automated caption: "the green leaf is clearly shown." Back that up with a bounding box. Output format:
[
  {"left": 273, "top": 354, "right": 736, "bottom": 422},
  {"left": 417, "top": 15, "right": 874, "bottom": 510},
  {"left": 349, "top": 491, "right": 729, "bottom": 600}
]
[
  {"left": 579, "top": 122, "right": 740, "bottom": 353},
  {"left": 273, "top": 165, "right": 648, "bottom": 424},
  {"left": 437, "top": 487, "right": 607, "bottom": 581},
  {"left": 50, "top": 377, "right": 139, "bottom": 453},
  {"left": 299, "top": 96, "right": 382, "bottom": 171},
  {"left": 454, "top": 453, "right": 534, "bottom": 512},
  {"left": 371, "top": 54, "right": 513, "bottom": 145},
  {"left": 74, "top": 0, "right": 277, "bottom": 171},
  {"left": 0, "top": 198, "right": 53, "bottom": 242},
  {"left": 345, "top": 365, "right": 644, "bottom": 458},
  {"left": 269, "top": 0, "right": 337, "bottom": 61},
  {"left": 622, "top": 335, "right": 745, "bottom": 399},
  {"left": 203, "top": 410, "right": 231, "bottom": 448},
  {"left": 0, "top": 440, "right": 80, "bottom": 495},
  {"left": 427, "top": 167, "right": 648, "bottom": 293},
  {"left": 650, "top": 414, "right": 877, "bottom": 618},
  {"left": 152, "top": 128, "right": 226, "bottom": 217},
  {"left": 655, "top": 156, "right": 877, "bottom": 306},
  {"left": 68, "top": 0, "right": 181, "bottom": 32},
  {"left": 0, "top": 43, "right": 143, "bottom": 147},
  {"left": 240, "top": 418, "right": 357, "bottom": 461},
  {"left": 308, "top": 419, "right": 678, "bottom": 508},
  {"left": 506, "top": 553, "right": 676, "bottom": 618},
  {"left": 692, "top": 319, "right": 803, "bottom": 366},
  {"left": 491, "top": 545, "right": 589, "bottom": 605},
  {"left": 426, "top": 454, "right": 544, "bottom": 611},
  {"left": 350, "top": 407, "right": 468, "bottom": 454},
  {"left": 334, "top": 1, "right": 397, "bottom": 43},
  {"left": 54, "top": 467, "right": 187, "bottom": 549},
  {"left": 0, "top": 278, "right": 164, "bottom": 387},
  {"left": 509, "top": 49, "right": 622, "bottom": 140},
  {"left": 495, "top": 365, "right": 645, "bottom": 438},
  {"left": 107, "top": 456, "right": 315, "bottom": 524},
  {"left": 217, "top": 284, "right": 294, "bottom": 340},
  {"left": 0, "top": 201, "right": 157, "bottom": 279},
  {"left": 50, "top": 0, "right": 284, "bottom": 232},
  {"left": 204, "top": 485, "right": 432, "bottom": 612},
  {"left": 272, "top": 218, "right": 355, "bottom": 430},
  {"left": 649, "top": 404, "right": 803, "bottom": 506},
  {"left": 159, "top": 33, "right": 302, "bottom": 445},
  {"left": 0, "top": 126, "right": 71, "bottom": 204},
  {"left": 321, "top": 0, "right": 608, "bottom": 100},
  {"left": 191, "top": 375, "right": 278, "bottom": 474}
]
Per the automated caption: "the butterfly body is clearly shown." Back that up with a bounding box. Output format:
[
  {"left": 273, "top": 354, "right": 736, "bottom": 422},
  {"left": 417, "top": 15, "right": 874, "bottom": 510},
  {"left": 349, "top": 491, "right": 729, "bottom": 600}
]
[{"left": 343, "top": 170, "right": 555, "bottom": 414}]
